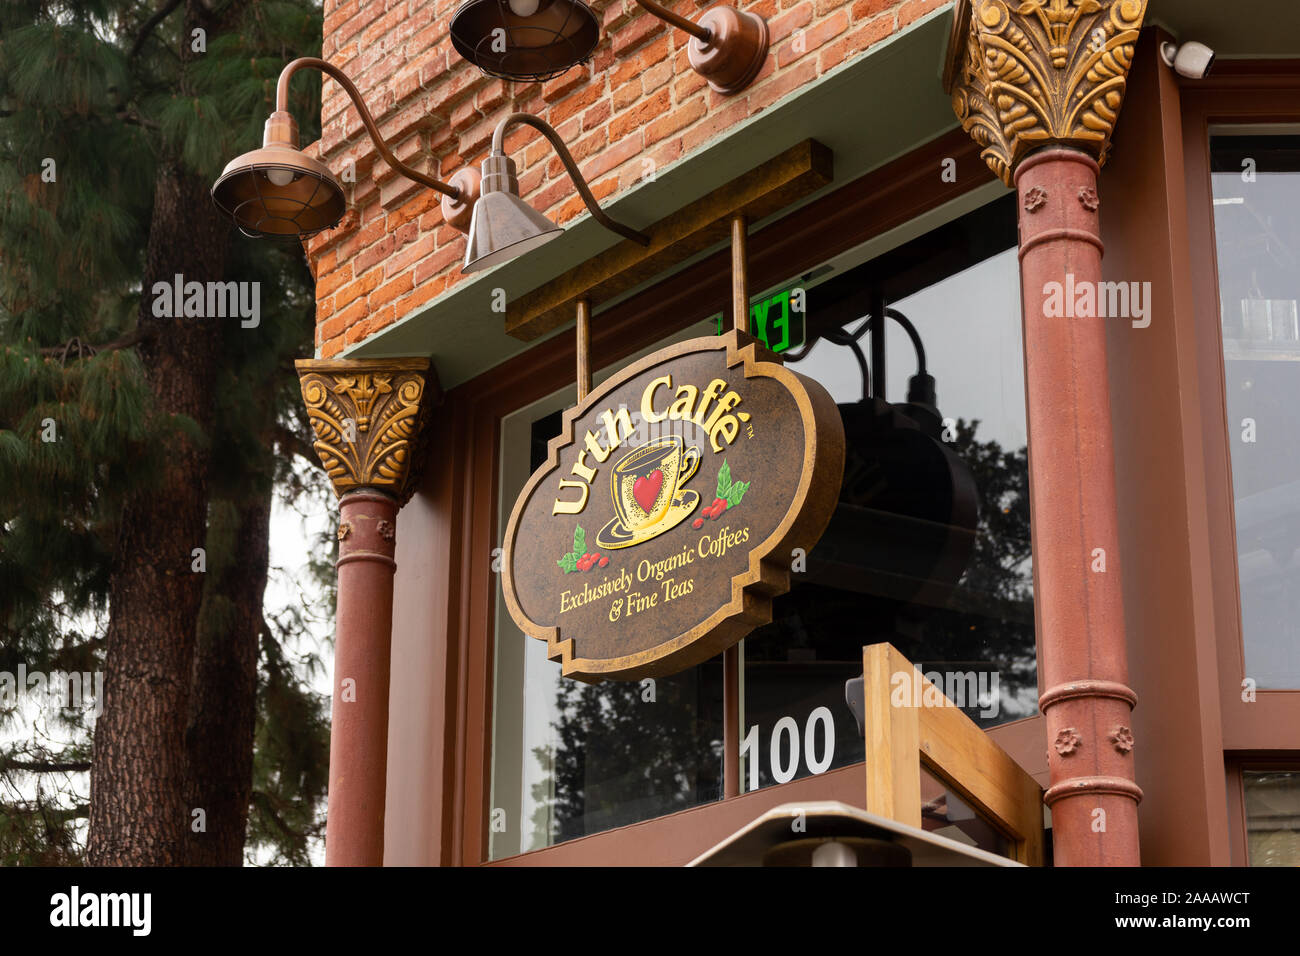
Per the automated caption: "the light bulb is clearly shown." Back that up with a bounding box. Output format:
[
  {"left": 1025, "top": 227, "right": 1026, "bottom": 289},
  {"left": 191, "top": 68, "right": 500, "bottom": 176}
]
[
  {"left": 265, "top": 167, "right": 296, "bottom": 187},
  {"left": 508, "top": 0, "right": 540, "bottom": 16}
]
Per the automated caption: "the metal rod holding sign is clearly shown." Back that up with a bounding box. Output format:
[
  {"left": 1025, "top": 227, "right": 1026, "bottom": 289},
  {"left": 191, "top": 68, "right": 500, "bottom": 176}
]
[
  {"left": 724, "top": 212, "right": 750, "bottom": 798},
  {"left": 576, "top": 298, "right": 592, "bottom": 402},
  {"left": 731, "top": 213, "right": 749, "bottom": 335},
  {"left": 869, "top": 288, "right": 885, "bottom": 400}
]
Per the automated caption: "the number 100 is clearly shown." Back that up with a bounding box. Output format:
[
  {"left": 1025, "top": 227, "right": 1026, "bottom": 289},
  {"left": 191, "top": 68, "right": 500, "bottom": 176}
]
[{"left": 739, "top": 706, "right": 835, "bottom": 792}]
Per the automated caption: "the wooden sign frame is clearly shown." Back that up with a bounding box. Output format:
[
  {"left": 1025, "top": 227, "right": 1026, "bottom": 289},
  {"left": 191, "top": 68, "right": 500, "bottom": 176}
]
[{"left": 500, "top": 329, "right": 845, "bottom": 681}]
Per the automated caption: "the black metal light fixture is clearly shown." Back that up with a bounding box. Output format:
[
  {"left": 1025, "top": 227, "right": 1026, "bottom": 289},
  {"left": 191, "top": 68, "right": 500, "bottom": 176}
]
[
  {"left": 787, "top": 306, "right": 980, "bottom": 608},
  {"left": 450, "top": 0, "right": 768, "bottom": 94},
  {"left": 211, "top": 57, "right": 482, "bottom": 239},
  {"left": 463, "top": 112, "right": 649, "bottom": 274}
]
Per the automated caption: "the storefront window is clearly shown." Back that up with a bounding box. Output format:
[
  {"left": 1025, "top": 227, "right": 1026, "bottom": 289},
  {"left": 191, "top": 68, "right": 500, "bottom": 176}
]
[
  {"left": 740, "top": 194, "right": 1036, "bottom": 790},
  {"left": 1244, "top": 771, "right": 1300, "bottom": 866},
  {"left": 1211, "top": 134, "right": 1300, "bottom": 689},
  {"left": 490, "top": 193, "right": 1035, "bottom": 857}
]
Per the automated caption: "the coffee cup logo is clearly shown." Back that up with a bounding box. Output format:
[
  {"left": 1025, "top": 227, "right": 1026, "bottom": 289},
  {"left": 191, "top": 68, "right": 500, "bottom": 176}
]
[{"left": 598, "top": 436, "right": 701, "bottom": 549}]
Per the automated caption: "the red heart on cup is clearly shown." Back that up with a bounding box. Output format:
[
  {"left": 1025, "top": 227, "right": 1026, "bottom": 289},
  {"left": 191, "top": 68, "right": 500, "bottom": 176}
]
[{"left": 633, "top": 470, "right": 664, "bottom": 514}]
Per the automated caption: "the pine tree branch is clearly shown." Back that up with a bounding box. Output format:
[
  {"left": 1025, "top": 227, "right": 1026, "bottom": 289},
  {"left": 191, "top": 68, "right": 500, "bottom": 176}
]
[
  {"left": 38, "top": 326, "right": 157, "bottom": 361},
  {"left": 274, "top": 424, "right": 321, "bottom": 470},
  {"left": 1, "top": 759, "right": 92, "bottom": 773},
  {"left": 129, "top": 0, "right": 185, "bottom": 60},
  {"left": 115, "top": 107, "right": 161, "bottom": 130},
  {"left": 251, "top": 789, "right": 315, "bottom": 843},
  {"left": 0, "top": 802, "right": 91, "bottom": 823},
  {"left": 0, "top": 806, "right": 91, "bottom": 827}
]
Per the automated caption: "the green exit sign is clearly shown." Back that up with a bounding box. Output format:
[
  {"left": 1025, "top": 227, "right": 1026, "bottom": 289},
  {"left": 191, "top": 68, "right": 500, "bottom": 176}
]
[{"left": 714, "top": 285, "right": 806, "bottom": 353}]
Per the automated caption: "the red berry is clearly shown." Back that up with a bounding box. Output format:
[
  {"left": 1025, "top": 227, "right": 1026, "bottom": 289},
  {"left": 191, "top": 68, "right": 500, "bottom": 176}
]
[
  {"left": 692, "top": 518, "right": 704, "bottom": 529},
  {"left": 713, "top": 497, "right": 728, "bottom": 510},
  {"left": 599, "top": 556, "right": 609, "bottom": 567}
]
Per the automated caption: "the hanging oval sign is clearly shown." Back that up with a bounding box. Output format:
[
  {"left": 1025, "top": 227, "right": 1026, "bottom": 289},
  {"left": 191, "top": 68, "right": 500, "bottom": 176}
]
[{"left": 501, "top": 330, "right": 845, "bottom": 681}]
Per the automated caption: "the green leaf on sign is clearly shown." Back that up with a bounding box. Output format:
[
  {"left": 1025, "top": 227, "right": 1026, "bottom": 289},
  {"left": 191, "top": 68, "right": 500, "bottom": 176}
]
[
  {"left": 557, "top": 552, "right": 578, "bottom": 573},
  {"left": 726, "top": 480, "right": 749, "bottom": 509},
  {"left": 716, "top": 460, "right": 733, "bottom": 499},
  {"left": 572, "top": 525, "right": 586, "bottom": 558}
]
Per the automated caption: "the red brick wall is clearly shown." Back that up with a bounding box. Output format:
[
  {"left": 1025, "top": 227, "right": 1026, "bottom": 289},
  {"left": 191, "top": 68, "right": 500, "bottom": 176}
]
[{"left": 307, "top": 0, "right": 948, "bottom": 358}]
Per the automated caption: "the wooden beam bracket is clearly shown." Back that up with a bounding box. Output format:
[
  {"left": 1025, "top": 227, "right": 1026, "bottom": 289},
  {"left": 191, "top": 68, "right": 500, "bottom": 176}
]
[{"left": 505, "top": 139, "right": 833, "bottom": 341}]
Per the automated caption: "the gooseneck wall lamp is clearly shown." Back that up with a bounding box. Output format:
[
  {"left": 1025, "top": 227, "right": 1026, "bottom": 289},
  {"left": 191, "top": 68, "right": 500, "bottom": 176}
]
[
  {"left": 463, "top": 112, "right": 649, "bottom": 273},
  {"left": 210, "top": 57, "right": 482, "bottom": 239},
  {"left": 450, "top": 0, "right": 768, "bottom": 93}
]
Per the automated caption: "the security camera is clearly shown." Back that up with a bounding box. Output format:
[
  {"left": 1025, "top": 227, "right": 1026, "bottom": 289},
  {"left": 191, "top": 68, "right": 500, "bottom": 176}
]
[{"left": 1161, "top": 40, "right": 1215, "bottom": 80}]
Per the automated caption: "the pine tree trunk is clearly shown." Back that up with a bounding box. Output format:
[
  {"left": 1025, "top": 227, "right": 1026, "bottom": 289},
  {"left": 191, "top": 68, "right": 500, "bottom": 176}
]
[
  {"left": 87, "top": 0, "right": 258, "bottom": 868},
  {"left": 87, "top": 159, "right": 228, "bottom": 866},
  {"left": 184, "top": 490, "right": 271, "bottom": 866}
]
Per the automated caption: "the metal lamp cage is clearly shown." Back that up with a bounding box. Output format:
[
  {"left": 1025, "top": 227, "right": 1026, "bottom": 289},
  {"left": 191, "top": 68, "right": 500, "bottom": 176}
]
[
  {"left": 215, "top": 163, "right": 343, "bottom": 241},
  {"left": 449, "top": 0, "right": 601, "bottom": 83}
]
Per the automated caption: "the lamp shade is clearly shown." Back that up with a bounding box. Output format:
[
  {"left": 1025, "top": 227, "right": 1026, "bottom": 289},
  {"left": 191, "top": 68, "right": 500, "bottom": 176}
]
[
  {"left": 463, "top": 189, "right": 563, "bottom": 273},
  {"left": 449, "top": 0, "right": 599, "bottom": 82},
  {"left": 211, "top": 143, "right": 346, "bottom": 240}
]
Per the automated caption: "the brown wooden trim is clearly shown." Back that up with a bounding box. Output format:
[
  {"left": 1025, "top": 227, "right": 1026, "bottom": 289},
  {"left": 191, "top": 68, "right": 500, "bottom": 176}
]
[
  {"left": 1175, "top": 58, "right": 1300, "bottom": 91},
  {"left": 864, "top": 643, "right": 923, "bottom": 827},
  {"left": 723, "top": 645, "right": 740, "bottom": 799},
  {"left": 438, "top": 125, "right": 1000, "bottom": 865},
  {"left": 1101, "top": 28, "right": 1230, "bottom": 865},
  {"left": 439, "top": 396, "right": 473, "bottom": 866},
  {"left": 485, "top": 761, "right": 868, "bottom": 866},
  {"left": 1224, "top": 760, "right": 1247, "bottom": 867},
  {"left": 1179, "top": 76, "right": 1300, "bottom": 753}
]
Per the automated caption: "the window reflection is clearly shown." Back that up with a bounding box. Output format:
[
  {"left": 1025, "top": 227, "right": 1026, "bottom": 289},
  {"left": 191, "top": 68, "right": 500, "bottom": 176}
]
[
  {"left": 1244, "top": 771, "right": 1300, "bottom": 866},
  {"left": 744, "top": 195, "right": 1036, "bottom": 791},
  {"left": 920, "top": 765, "right": 1011, "bottom": 858},
  {"left": 527, "top": 661, "right": 724, "bottom": 847},
  {"left": 1211, "top": 135, "right": 1300, "bottom": 689}
]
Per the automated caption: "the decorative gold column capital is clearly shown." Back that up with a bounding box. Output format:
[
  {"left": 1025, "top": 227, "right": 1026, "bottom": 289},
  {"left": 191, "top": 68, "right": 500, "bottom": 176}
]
[
  {"left": 944, "top": 0, "right": 1149, "bottom": 185},
  {"left": 295, "top": 357, "right": 438, "bottom": 504}
]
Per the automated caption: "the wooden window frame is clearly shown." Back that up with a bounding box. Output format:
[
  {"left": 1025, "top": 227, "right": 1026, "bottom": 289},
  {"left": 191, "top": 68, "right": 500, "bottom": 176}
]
[
  {"left": 1179, "top": 63, "right": 1300, "bottom": 754},
  {"left": 432, "top": 128, "right": 1012, "bottom": 866}
]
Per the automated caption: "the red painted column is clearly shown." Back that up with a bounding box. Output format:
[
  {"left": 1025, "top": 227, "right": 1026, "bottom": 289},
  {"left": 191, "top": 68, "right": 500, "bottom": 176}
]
[
  {"left": 325, "top": 490, "right": 399, "bottom": 866},
  {"left": 296, "top": 356, "right": 431, "bottom": 867},
  {"left": 1016, "top": 147, "right": 1142, "bottom": 866}
]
